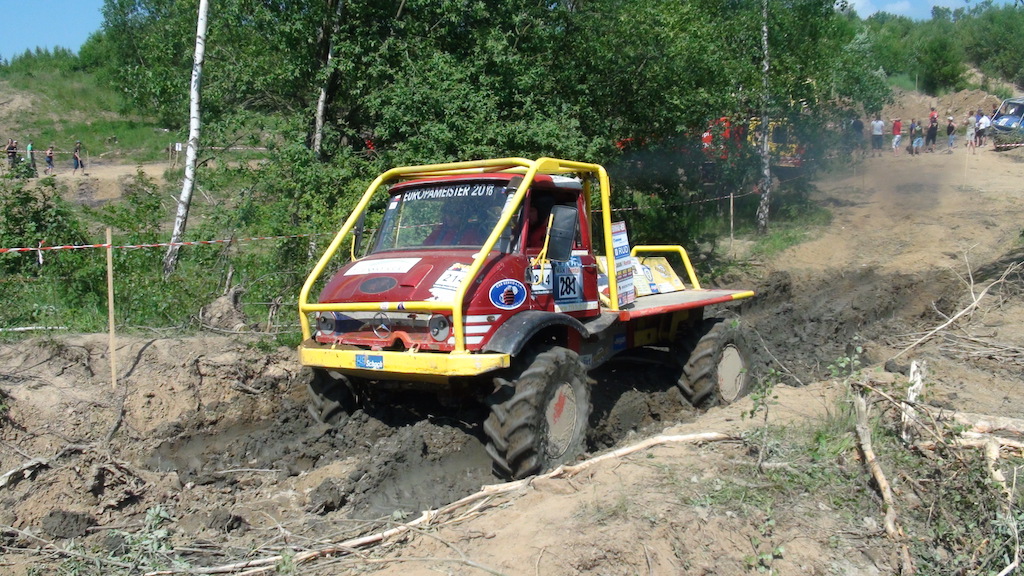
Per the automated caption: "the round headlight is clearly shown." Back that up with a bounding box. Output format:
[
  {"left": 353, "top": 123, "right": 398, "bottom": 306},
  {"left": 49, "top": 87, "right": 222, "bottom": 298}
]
[
  {"left": 316, "top": 312, "right": 336, "bottom": 333},
  {"left": 428, "top": 314, "right": 451, "bottom": 342}
]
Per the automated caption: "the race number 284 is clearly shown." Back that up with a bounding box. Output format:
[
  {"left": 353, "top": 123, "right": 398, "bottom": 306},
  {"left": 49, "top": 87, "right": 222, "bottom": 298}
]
[{"left": 559, "top": 275, "right": 579, "bottom": 298}]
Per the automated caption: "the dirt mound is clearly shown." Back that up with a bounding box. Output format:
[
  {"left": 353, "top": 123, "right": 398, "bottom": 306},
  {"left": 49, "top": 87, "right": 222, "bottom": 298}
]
[
  {"left": 0, "top": 88, "right": 33, "bottom": 122},
  {"left": 884, "top": 87, "right": 1004, "bottom": 124}
]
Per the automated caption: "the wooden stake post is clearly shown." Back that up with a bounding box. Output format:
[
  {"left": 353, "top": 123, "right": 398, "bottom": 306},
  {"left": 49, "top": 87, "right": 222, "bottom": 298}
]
[{"left": 106, "top": 228, "right": 118, "bottom": 390}]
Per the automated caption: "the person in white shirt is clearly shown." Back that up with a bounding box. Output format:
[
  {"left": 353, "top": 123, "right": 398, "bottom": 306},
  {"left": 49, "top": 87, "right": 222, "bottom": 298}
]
[
  {"left": 870, "top": 115, "right": 885, "bottom": 157},
  {"left": 977, "top": 110, "right": 991, "bottom": 147}
]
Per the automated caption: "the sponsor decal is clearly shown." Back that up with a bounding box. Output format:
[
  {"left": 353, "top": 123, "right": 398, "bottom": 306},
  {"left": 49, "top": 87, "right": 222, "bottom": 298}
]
[
  {"left": 428, "top": 263, "right": 471, "bottom": 301},
  {"left": 610, "top": 222, "right": 635, "bottom": 306},
  {"left": 612, "top": 333, "right": 628, "bottom": 352},
  {"left": 488, "top": 279, "right": 527, "bottom": 310},
  {"left": 553, "top": 301, "right": 599, "bottom": 313},
  {"left": 355, "top": 354, "right": 385, "bottom": 370},
  {"left": 345, "top": 258, "right": 421, "bottom": 276},
  {"left": 401, "top": 183, "right": 501, "bottom": 202}
]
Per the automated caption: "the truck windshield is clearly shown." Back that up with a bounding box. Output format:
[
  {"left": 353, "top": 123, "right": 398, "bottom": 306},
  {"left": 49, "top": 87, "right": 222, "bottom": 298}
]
[{"left": 371, "top": 180, "right": 513, "bottom": 253}]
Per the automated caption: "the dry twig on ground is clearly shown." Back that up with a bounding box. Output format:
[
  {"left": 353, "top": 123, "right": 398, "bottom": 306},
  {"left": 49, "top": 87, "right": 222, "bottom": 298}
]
[{"left": 892, "top": 261, "right": 1023, "bottom": 360}]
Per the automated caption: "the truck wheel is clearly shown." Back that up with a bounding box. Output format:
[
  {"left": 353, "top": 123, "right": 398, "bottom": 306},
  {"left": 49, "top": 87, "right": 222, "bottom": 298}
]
[
  {"left": 484, "top": 347, "right": 591, "bottom": 480},
  {"left": 678, "top": 319, "right": 754, "bottom": 409},
  {"left": 306, "top": 368, "right": 358, "bottom": 426}
]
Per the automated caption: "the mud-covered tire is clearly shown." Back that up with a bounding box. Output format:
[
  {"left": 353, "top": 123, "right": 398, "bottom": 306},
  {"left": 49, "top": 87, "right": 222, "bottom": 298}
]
[
  {"left": 676, "top": 318, "right": 754, "bottom": 409},
  {"left": 306, "top": 368, "right": 358, "bottom": 426},
  {"left": 483, "top": 347, "right": 591, "bottom": 480}
]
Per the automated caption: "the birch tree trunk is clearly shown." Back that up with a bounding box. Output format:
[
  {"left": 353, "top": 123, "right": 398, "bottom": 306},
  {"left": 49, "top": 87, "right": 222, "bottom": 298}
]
[
  {"left": 755, "top": 0, "right": 772, "bottom": 235},
  {"left": 313, "top": 0, "right": 344, "bottom": 159},
  {"left": 163, "top": 0, "right": 210, "bottom": 278}
]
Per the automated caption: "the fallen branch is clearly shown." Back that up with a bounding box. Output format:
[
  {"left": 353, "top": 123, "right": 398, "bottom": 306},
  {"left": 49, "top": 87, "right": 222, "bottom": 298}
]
[
  {"left": 921, "top": 408, "right": 1024, "bottom": 438},
  {"left": 0, "top": 523, "right": 135, "bottom": 570},
  {"left": 916, "top": 433, "right": 1024, "bottom": 452},
  {"left": 900, "top": 361, "right": 925, "bottom": 443},
  {"left": 0, "top": 458, "right": 48, "bottom": 489},
  {"left": 853, "top": 394, "right": 900, "bottom": 539},
  {"left": 0, "top": 443, "right": 87, "bottom": 489},
  {"left": 555, "top": 432, "right": 733, "bottom": 478}
]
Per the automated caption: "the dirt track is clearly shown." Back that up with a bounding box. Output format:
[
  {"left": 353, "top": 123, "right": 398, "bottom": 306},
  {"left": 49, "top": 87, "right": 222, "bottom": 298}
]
[{"left": 1, "top": 137, "right": 1024, "bottom": 574}]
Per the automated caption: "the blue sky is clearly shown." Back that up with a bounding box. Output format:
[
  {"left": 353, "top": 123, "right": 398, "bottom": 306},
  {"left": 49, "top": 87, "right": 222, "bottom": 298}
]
[
  {"left": 0, "top": 0, "right": 1017, "bottom": 61},
  {"left": 850, "top": 0, "right": 1013, "bottom": 19},
  {"left": 1, "top": 0, "right": 104, "bottom": 61}
]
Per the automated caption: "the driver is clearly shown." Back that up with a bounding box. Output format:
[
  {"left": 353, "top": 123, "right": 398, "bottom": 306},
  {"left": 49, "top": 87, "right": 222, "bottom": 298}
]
[{"left": 424, "top": 210, "right": 486, "bottom": 246}]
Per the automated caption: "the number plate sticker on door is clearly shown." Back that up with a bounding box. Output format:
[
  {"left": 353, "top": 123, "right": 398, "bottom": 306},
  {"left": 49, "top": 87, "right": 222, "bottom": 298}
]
[
  {"left": 529, "top": 263, "right": 553, "bottom": 295},
  {"left": 554, "top": 256, "right": 583, "bottom": 304}
]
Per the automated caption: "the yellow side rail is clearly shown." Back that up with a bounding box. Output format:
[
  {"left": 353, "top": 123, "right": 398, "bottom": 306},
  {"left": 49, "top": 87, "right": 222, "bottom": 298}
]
[
  {"left": 297, "top": 157, "right": 613, "bottom": 349},
  {"left": 629, "top": 245, "right": 702, "bottom": 290}
]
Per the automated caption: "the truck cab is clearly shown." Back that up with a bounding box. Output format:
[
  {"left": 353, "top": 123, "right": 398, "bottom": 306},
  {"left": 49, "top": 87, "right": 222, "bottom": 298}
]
[{"left": 991, "top": 97, "right": 1024, "bottom": 151}]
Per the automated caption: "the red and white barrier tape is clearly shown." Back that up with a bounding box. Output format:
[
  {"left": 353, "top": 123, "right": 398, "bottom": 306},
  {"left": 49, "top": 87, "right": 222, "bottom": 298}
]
[{"left": 0, "top": 233, "right": 318, "bottom": 255}]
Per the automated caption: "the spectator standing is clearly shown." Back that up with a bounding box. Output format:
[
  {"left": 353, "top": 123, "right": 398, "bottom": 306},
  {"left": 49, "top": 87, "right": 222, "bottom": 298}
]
[
  {"left": 850, "top": 116, "right": 864, "bottom": 158},
  {"left": 44, "top": 145, "right": 54, "bottom": 175},
  {"left": 946, "top": 116, "right": 957, "bottom": 153},
  {"left": 911, "top": 120, "right": 924, "bottom": 155},
  {"left": 965, "top": 113, "right": 976, "bottom": 155},
  {"left": 929, "top": 106, "right": 938, "bottom": 125},
  {"left": 925, "top": 118, "right": 938, "bottom": 153},
  {"left": 5, "top": 139, "right": 15, "bottom": 169},
  {"left": 870, "top": 115, "right": 885, "bottom": 157},
  {"left": 977, "top": 110, "right": 991, "bottom": 147},
  {"left": 891, "top": 117, "right": 902, "bottom": 155},
  {"left": 26, "top": 140, "right": 36, "bottom": 177},
  {"left": 72, "top": 141, "right": 84, "bottom": 175}
]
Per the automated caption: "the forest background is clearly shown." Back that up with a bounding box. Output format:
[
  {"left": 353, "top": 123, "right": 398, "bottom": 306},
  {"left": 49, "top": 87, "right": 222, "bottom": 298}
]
[{"left": 0, "top": 0, "right": 1021, "bottom": 337}]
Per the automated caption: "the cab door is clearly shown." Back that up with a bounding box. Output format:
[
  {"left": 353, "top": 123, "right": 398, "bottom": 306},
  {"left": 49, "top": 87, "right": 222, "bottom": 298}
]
[{"left": 522, "top": 190, "right": 600, "bottom": 319}]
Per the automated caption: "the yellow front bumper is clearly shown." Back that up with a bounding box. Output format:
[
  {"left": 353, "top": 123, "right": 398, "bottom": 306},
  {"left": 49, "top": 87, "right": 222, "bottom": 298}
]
[{"left": 298, "top": 340, "right": 511, "bottom": 381}]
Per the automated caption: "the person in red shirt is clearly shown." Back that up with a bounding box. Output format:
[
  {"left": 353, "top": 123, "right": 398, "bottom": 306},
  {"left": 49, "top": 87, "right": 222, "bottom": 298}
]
[{"left": 891, "top": 118, "right": 902, "bottom": 155}]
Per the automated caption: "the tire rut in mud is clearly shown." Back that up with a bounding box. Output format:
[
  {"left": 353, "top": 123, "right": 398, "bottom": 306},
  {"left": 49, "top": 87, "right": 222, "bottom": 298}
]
[
  {"left": 738, "top": 268, "right": 963, "bottom": 381},
  {"left": 145, "top": 390, "right": 497, "bottom": 517}
]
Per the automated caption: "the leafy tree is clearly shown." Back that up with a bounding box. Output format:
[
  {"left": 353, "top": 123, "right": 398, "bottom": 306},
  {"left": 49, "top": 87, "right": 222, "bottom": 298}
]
[
  {"left": 101, "top": 0, "right": 202, "bottom": 126},
  {"left": 961, "top": 2, "right": 1024, "bottom": 86},
  {"left": 94, "top": 0, "right": 902, "bottom": 261},
  {"left": 917, "top": 31, "right": 967, "bottom": 94},
  {"left": 862, "top": 12, "right": 916, "bottom": 77}
]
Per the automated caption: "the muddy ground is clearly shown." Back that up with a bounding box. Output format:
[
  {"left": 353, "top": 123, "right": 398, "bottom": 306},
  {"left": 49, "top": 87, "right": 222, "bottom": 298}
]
[{"left": 2, "top": 97, "right": 1024, "bottom": 574}]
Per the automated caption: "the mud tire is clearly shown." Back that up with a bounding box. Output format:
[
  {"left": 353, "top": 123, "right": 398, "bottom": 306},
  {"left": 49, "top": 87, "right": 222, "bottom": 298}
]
[
  {"left": 676, "top": 318, "right": 754, "bottom": 409},
  {"left": 306, "top": 368, "right": 358, "bottom": 426},
  {"left": 483, "top": 347, "right": 591, "bottom": 480}
]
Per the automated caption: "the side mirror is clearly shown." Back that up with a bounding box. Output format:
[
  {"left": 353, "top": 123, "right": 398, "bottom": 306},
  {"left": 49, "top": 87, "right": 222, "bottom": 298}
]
[
  {"left": 547, "top": 205, "right": 578, "bottom": 262},
  {"left": 352, "top": 211, "right": 366, "bottom": 256}
]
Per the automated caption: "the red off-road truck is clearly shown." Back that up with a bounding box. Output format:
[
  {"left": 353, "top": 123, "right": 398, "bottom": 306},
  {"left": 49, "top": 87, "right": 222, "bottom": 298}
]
[{"left": 298, "top": 157, "right": 756, "bottom": 479}]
